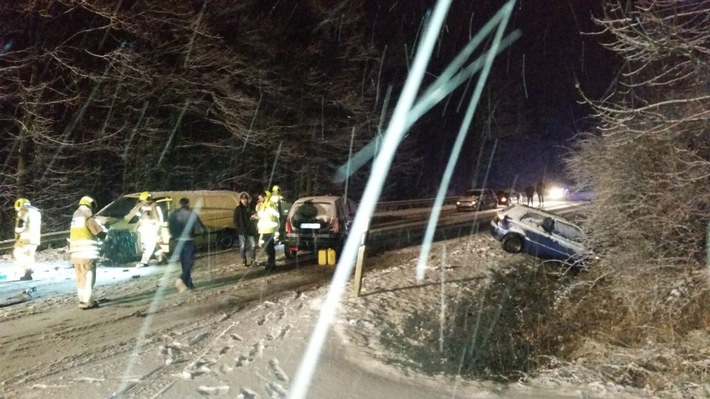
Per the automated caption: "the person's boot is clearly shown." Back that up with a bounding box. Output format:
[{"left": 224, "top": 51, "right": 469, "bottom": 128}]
[
  {"left": 80, "top": 301, "right": 100, "bottom": 309},
  {"left": 243, "top": 259, "right": 248, "bottom": 267},
  {"left": 19, "top": 270, "right": 33, "bottom": 281},
  {"left": 175, "top": 278, "right": 188, "bottom": 293}
]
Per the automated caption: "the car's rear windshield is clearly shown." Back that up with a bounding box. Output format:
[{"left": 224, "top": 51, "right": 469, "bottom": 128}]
[
  {"left": 291, "top": 201, "right": 332, "bottom": 224},
  {"left": 96, "top": 197, "right": 140, "bottom": 218},
  {"left": 464, "top": 189, "right": 484, "bottom": 196}
]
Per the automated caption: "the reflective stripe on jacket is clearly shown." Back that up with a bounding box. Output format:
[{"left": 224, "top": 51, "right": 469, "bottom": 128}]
[{"left": 70, "top": 205, "right": 101, "bottom": 259}]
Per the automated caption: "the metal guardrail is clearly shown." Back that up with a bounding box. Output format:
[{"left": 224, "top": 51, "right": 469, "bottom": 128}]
[
  {"left": 374, "top": 197, "right": 459, "bottom": 211},
  {"left": 0, "top": 231, "right": 70, "bottom": 253},
  {"left": 0, "top": 198, "right": 459, "bottom": 254}
]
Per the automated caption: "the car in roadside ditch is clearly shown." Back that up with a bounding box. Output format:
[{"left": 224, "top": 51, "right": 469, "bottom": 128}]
[
  {"left": 490, "top": 204, "right": 594, "bottom": 266},
  {"left": 283, "top": 195, "right": 358, "bottom": 259},
  {"left": 456, "top": 188, "right": 498, "bottom": 211}
]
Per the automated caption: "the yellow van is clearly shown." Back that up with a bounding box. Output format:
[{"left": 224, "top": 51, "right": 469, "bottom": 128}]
[{"left": 95, "top": 191, "right": 241, "bottom": 264}]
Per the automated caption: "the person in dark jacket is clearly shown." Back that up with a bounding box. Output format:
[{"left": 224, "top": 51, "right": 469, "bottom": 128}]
[
  {"left": 525, "top": 185, "right": 535, "bottom": 206},
  {"left": 168, "top": 197, "right": 206, "bottom": 292},
  {"left": 536, "top": 180, "right": 545, "bottom": 207},
  {"left": 233, "top": 192, "right": 258, "bottom": 267}
]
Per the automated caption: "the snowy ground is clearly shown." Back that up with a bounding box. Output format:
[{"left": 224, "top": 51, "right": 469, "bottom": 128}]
[{"left": 0, "top": 231, "right": 694, "bottom": 399}]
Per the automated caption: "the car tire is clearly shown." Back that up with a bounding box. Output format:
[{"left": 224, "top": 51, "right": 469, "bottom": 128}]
[
  {"left": 216, "top": 229, "right": 236, "bottom": 250},
  {"left": 502, "top": 234, "right": 524, "bottom": 253}
]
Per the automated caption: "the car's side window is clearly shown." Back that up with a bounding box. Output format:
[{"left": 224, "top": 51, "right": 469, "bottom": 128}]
[
  {"left": 520, "top": 212, "right": 546, "bottom": 229},
  {"left": 542, "top": 217, "right": 555, "bottom": 233},
  {"left": 554, "top": 221, "right": 585, "bottom": 243}
]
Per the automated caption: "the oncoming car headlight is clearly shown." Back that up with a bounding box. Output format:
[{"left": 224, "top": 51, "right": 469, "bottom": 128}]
[{"left": 547, "top": 187, "right": 566, "bottom": 200}]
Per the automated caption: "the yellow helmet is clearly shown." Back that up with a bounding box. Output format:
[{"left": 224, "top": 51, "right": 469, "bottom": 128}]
[
  {"left": 139, "top": 191, "right": 152, "bottom": 201},
  {"left": 14, "top": 198, "right": 30, "bottom": 211},
  {"left": 79, "top": 195, "right": 97, "bottom": 209},
  {"left": 272, "top": 185, "right": 280, "bottom": 193}
]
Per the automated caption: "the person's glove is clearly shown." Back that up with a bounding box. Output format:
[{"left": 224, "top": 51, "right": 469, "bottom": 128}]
[{"left": 274, "top": 232, "right": 280, "bottom": 241}]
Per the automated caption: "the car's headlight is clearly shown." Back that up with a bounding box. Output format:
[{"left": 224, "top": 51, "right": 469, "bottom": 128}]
[{"left": 547, "top": 187, "right": 566, "bottom": 200}]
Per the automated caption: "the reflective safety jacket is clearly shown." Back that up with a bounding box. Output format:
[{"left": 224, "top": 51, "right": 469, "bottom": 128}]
[
  {"left": 257, "top": 200, "right": 279, "bottom": 234},
  {"left": 69, "top": 204, "right": 104, "bottom": 260},
  {"left": 15, "top": 205, "right": 41, "bottom": 246},
  {"left": 137, "top": 200, "right": 164, "bottom": 234}
]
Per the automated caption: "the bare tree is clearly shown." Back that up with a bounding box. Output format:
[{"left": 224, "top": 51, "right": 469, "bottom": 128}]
[
  {"left": 565, "top": 0, "right": 710, "bottom": 334},
  {"left": 0, "top": 0, "right": 399, "bottom": 234}
]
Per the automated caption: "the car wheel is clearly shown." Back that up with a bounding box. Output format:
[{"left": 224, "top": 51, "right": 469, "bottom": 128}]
[
  {"left": 502, "top": 234, "right": 524, "bottom": 253},
  {"left": 216, "top": 230, "right": 236, "bottom": 250}
]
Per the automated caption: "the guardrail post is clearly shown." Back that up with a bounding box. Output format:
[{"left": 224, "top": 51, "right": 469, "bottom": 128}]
[{"left": 352, "top": 231, "right": 368, "bottom": 297}]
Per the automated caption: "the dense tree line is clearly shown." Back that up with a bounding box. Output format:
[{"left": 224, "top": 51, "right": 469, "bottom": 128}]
[{"left": 0, "top": 0, "right": 421, "bottom": 234}]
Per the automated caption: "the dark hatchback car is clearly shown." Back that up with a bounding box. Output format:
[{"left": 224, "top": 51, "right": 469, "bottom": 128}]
[
  {"left": 283, "top": 196, "right": 358, "bottom": 259},
  {"left": 456, "top": 188, "right": 498, "bottom": 211}
]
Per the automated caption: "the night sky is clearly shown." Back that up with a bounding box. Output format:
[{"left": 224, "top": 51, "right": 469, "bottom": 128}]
[{"left": 368, "top": 0, "right": 619, "bottom": 193}]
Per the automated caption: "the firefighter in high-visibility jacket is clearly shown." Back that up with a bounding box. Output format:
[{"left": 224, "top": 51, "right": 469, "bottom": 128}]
[
  {"left": 13, "top": 198, "right": 41, "bottom": 281},
  {"left": 135, "top": 191, "right": 164, "bottom": 268},
  {"left": 69, "top": 196, "right": 107, "bottom": 309},
  {"left": 270, "top": 185, "right": 285, "bottom": 243},
  {"left": 257, "top": 190, "right": 280, "bottom": 271}
]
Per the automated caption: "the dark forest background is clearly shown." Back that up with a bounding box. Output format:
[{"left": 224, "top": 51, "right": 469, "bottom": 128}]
[{"left": 0, "top": 0, "right": 612, "bottom": 234}]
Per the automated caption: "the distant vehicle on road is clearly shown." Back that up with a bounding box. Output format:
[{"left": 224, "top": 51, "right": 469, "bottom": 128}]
[
  {"left": 490, "top": 204, "right": 594, "bottom": 266},
  {"left": 495, "top": 189, "right": 520, "bottom": 206},
  {"left": 456, "top": 188, "right": 498, "bottom": 211},
  {"left": 283, "top": 196, "right": 358, "bottom": 259}
]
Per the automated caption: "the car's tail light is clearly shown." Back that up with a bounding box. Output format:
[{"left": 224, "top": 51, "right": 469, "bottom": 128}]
[
  {"left": 332, "top": 217, "right": 340, "bottom": 233},
  {"left": 285, "top": 217, "right": 291, "bottom": 234}
]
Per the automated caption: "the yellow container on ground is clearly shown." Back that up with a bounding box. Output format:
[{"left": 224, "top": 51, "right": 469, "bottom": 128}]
[{"left": 318, "top": 249, "right": 327, "bottom": 265}]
